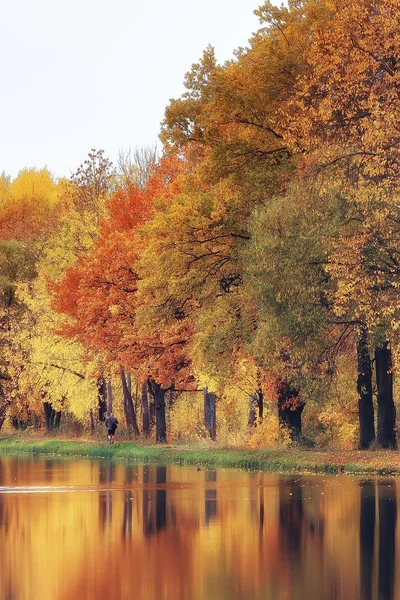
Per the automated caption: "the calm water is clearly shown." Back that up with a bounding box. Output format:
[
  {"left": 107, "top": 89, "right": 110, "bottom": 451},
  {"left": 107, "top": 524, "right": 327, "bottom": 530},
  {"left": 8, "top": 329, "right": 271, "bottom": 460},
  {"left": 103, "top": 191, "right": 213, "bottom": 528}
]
[{"left": 0, "top": 456, "right": 398, "bottom": 600}]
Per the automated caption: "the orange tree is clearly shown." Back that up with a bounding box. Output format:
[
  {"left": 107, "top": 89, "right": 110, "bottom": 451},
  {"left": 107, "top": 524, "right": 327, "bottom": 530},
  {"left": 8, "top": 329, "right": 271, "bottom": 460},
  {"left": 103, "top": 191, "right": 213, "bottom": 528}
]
[{"left": 50, "top": 156, "right": 193, "bottom": 442}]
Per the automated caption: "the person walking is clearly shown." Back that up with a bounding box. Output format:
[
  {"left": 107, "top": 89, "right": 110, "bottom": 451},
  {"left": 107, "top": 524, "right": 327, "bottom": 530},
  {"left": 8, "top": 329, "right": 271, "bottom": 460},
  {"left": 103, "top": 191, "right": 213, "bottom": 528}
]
[{"left": 105, "top": 413, "right": 118, "bottom": 444}]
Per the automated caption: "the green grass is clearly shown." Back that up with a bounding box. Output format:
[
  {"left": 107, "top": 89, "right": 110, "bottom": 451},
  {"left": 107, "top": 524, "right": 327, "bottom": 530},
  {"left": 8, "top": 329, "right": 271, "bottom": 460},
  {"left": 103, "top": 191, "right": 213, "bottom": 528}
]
[{"left": 1, "top": 435, "right": 400, "bottom": 475}]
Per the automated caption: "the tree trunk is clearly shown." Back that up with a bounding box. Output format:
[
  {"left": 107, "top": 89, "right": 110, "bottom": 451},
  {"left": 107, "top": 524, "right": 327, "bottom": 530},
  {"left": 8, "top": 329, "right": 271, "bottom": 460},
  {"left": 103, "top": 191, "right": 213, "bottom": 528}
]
[
  {"left": 54, "top": 411, "right": 61, "bottom": 429},
  {"left": 121, "top": 368, "right": 140, "bottom": 437},
  {"left": 135, "top": 383, "right": 140, "bottom": 414},
  {"left": 43, "top": 401, "right": 53, "bottom": 432},
  {"left": 256, "top": 386, "right": 263, "bottom": 421},
  {"left": 376, "top": 343, "right": 397, "bottom": 449},
  {"left": 357, "top": 326, "right": 375, "bottom": 449},
  {"left": 50, "top": 408, "right": 56, "bottom": 430},
  {"left": 149, "top": 387, "right": 155, "bottom": 429},
  {"left": 121, "top": 371, "right": 133, "bottom": 428},
  {"left": 148, "top": 379, "right": 167, "bottom": 443},
  {"left": 277, "top": 380, "right": 304, "bottom": 439},
  {"left": 155, "top": 384, "right": 167, "bottom": 444},
  {"left": 248, "top": 398, "right": 256, "bottom": 428},
  {"left": 248, "top": 387, "right": 263, "bottom": 428},
  {"left": 126, "top": 372, "right": 132, "bottom": 396},
  {"left": 204, "top": 387, "right": 216, "bottom": 441},
  {"left": 98, "top": 378, "right": 107, "bottom": 422},
  {"left": 106, "top": 379, "right": 113, "bottom": 414},
  {"left": 142, "top": 381, "right": 150, "bottom": 436}
]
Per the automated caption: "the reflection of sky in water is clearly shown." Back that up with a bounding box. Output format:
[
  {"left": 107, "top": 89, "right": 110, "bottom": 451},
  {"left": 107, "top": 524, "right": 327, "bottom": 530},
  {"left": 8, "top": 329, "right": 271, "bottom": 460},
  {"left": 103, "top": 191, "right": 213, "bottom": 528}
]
[{"left": 0, "top": 456, "right": 397, "bottom": 600}]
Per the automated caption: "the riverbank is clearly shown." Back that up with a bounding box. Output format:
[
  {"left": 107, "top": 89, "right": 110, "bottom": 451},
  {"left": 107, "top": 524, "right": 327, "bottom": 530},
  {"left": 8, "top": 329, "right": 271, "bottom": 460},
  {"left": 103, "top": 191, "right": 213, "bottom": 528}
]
[{"left": 1, "top": 436, "right": 400, "bottom": 475}]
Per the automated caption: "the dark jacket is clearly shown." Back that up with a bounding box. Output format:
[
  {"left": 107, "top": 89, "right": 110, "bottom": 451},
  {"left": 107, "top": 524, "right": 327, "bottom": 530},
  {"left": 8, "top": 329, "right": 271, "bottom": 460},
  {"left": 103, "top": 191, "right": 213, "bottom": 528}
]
[{"left": 106, "top": 416, "right": 118, "bottom": 431}]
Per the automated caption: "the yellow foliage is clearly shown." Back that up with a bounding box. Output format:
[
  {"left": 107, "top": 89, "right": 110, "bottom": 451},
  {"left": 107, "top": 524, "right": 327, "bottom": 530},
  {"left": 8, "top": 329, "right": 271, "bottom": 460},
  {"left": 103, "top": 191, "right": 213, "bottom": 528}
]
[
  {"left": 168, "top": 393, "right": 207, "bottom": 443},
  {"left": 246, "top": 412, "right": 293, "bottom": 450},
  {"left": 217, "top": 391, "right": 249, "bottom": 447},
  {"left": 10, "top": 168, "right": 59, "bottom": 209},
  {"left": 306, "top": 351, "right": 359, "bottom": 449},
  {"left": 18, "top": 278, "right": 100, "bottom": 423}
]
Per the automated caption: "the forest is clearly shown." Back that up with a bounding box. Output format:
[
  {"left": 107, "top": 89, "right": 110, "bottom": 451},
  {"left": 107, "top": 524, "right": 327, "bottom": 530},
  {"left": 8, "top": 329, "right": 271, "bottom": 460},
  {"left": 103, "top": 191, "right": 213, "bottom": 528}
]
[{"left": 1, "top": 0, "right": 400, "bottom": 451}]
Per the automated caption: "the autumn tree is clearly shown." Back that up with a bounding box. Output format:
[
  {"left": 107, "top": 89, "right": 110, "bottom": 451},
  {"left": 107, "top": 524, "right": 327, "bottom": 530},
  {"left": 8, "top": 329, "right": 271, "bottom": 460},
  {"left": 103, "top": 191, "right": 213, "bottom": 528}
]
[
  {"left": 282, "top": 0, "right": 400, "bottom": 448},
  {"left": 117, "top": 145, "right": 159, "bottom": 190},
  {"left": 0, "top": 168, "right": 61, "bottom": 242},
  {"left": 0, "top": 242, "right": 36, "bottom": 428},
  {"left": 12, "top": 150, "right": 118, "bottom": 431},
  {"left": 50, "top": 156, "right": 190, "bottom": 442},
  {"left": 145, "top": 1, "right": 336, "bottom": 437}
]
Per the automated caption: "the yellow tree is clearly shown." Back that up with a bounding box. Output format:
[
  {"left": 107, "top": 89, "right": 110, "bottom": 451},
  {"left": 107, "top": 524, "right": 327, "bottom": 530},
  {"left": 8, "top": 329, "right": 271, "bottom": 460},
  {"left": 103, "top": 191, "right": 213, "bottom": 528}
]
[
  {"left": 282, "top": 0, "right": 400, "bottom": 448},
  {"left": 145, "top": 0, "right": 336, "bottom": 437},
  {"left": 0, "top": 168, "right": 61, "bottom": 242},
  {"left": 8, "top": 151, "right": 116, "bottom": 432}
]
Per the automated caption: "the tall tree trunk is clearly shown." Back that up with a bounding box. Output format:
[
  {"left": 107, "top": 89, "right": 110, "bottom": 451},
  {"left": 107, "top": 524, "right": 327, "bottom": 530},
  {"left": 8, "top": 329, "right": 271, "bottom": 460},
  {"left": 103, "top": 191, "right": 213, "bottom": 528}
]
[
  {"left": 256, "top": 387, "right": 263, "bottom": 421},
  {"left": 98, "top": 378, "right": 107, "bottom": 421},
  {"left": 125, "top": 372, "right": 132, "bottom": 396},
  {"left": 142, "top": 381, "right": 150, "bottom": 436},
  {"left": 155, "top": 384, "right": 167, "bottom": 444},
  {"left": 248, "top": 387, "right": 263, "bottom": 428},
  {"left": 204, "top": 387, "right": 216, "bottom": 441},
  {"left": 376, "top": 343, "right": 397, "bottom": 449},
  {"left": 121, "top": 368, "right": 140, "bottom": 437},
  {"left": 357, "top": 326, "right": 375, "bottom": 449},
  {"left": 121, "top": 371, "right": 133, "bottom": 429},
  {"left": 277, "top": 380, "right": 304, "bottom": 439},
  {"left": 54, "top": 411, "right": 62, "bottom": 429},
  {"left": 43, "top": 401, "right": 53, "bottom": 432},
  {"left": 149, "top": 387, "right": 155, "bottom": 429},
  {"left": 50, "top": 408, "right": 56, "bottom": 430},
  {"left": 148, "top": 379, "right": 167, "bottom": 443},
  {"left": 106, "top": 379, "right": 113, "bottom": 414}
]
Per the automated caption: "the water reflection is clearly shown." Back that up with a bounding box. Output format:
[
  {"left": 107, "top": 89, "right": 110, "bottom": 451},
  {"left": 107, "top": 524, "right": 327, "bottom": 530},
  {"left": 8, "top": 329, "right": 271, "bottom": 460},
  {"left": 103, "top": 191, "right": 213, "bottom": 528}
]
[
  {"left": 378, "top": 481, "right": 397, "bottom": 600},
  {"left": 0, "top": 456, "right": 399, "bottom": 599},
  {"left": 360, "top": 481, "right": 375, "bottom": 600},
  {"left": 205, "top": 469, "right": 217, "bottom": 525}
]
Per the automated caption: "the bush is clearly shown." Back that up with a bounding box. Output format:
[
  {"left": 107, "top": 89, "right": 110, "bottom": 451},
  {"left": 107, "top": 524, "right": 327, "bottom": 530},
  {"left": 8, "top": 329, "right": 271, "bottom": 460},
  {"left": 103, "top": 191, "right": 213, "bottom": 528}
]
[{"left": 246, "top": 411, "right": 293, "bottom": 449}]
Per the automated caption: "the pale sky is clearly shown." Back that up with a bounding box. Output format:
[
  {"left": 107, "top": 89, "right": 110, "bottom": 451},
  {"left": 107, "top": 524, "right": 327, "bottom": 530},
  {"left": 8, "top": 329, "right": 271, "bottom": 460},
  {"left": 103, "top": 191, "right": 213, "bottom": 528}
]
[{"left": 1, "top": 0, "right": 265, "bottom": 180}]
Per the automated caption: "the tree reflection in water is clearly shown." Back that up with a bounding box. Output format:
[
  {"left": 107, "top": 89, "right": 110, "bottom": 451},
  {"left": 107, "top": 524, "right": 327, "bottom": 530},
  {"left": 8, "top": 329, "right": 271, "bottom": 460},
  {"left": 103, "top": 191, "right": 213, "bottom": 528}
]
[
  {"left": 205, "top": 469, "right": 217, "bottom": 525},
  {"left": 378, "top": 480, "right": 397, "bottom": 600},
  {"left": 143, "top": 465, "right": 167, "bottom": 537},
  {"left": 360, "top": 480, "right": 375, "bottom": 600},
  {"left": 0, "top": 457, "right": 399, "bottom": 600}
]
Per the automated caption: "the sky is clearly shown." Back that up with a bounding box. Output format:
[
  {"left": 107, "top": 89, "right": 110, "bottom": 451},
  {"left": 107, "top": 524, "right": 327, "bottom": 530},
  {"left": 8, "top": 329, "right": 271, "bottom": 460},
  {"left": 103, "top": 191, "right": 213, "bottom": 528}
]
[{"left": 1, "top": 0, "right": 264, "bottom": 180}]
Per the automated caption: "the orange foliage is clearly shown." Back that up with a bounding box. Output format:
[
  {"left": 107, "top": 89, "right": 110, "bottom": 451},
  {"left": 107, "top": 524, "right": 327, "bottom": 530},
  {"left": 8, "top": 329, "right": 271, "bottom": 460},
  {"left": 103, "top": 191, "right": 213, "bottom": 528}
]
[{"left": 51, "top": 156, "right": 194, "bottom": 388}]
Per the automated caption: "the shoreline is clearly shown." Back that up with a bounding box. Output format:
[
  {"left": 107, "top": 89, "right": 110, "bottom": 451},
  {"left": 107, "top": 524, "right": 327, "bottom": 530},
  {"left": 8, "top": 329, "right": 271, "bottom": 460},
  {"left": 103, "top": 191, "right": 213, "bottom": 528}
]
[{"left": 0, "top": 437, "right": 400, "bottom": 475}]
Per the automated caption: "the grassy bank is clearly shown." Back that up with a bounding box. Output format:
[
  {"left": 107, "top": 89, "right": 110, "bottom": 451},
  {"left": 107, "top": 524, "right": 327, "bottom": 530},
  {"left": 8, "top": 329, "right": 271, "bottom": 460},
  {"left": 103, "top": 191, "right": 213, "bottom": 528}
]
[{"left": 1, "top": 436, "right": 400, "bottom": 475}]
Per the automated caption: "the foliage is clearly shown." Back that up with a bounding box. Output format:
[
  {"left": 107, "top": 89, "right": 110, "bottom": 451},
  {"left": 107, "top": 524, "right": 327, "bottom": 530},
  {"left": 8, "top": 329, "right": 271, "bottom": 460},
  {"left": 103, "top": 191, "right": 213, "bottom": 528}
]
[
  {"left": 0, "top": 168, "right": 61, "bottom": 241},
  {"left": 2, "top": 1, "right": 400, "bottom": 452},
  {"left": 246, "top": 413, "right": 293, "bottom": 450},
  {"left": 168, "top": 393, "right": 207, "bottom": 444}
]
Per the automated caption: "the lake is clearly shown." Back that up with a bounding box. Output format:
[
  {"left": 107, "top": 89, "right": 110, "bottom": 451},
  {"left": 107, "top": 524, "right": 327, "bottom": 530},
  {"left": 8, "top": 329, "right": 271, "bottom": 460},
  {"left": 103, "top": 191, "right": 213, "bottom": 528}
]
[{"left": 0, "top": 455, "right": 397, "bottom": 600}]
